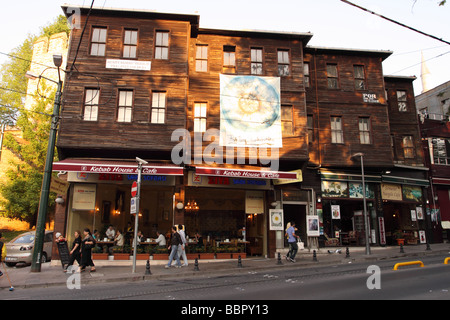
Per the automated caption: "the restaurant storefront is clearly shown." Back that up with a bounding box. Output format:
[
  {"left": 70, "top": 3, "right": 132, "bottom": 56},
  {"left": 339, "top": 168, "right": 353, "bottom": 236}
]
[
  {"left": 52, "top": 159, "right": 183, "bottom": 244},
  {"left": 318, "top": 170, "right": 429, "bottom": 247}
]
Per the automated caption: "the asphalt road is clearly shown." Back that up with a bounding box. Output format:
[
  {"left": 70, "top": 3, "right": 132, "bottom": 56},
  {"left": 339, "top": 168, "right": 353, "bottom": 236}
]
[{"left": 2, "top": 254, "right": 449, "bottom": 302}]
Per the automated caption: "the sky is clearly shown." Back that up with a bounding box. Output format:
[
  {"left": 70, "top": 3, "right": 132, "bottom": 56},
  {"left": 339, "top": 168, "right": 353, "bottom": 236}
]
[{"left": 1, "top": 0, "right": 449, "bottom": 95}]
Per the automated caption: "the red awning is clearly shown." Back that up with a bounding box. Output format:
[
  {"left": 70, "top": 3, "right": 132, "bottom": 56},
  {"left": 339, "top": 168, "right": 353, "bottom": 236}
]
[
  {"left": 194, "top": 166, "right": 298, "bottom": 180},
  {"left": 52, "top": 159, "right": 183, "bottom": 176}
]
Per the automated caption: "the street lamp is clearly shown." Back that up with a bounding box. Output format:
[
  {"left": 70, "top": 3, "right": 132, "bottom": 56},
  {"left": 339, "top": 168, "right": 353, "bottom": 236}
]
[
  {"left": 132, "top": 157, "right": 148, "bottom": 273},
  {"left": 351, "top": 152, "right": 371, "bottom": 255},
  {"left": 28, "top": 54, "right": 64, "bottom": 272}
]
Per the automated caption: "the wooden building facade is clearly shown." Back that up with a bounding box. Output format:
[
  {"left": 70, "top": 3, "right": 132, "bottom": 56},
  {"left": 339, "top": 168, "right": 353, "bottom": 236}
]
[{"left": 52, "top": 5, "right": 434, "bottom": 261}]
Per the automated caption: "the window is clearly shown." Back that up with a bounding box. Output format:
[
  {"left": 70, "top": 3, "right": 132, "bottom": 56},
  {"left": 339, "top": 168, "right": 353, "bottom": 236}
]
[
  {"left": 83, "top": 89, "right": 99, "bottom": 121},
  {"left": 195, "top": 45, "right": 208, "bottom": 72},
  {"left": 327, "top": 64, "right": 339, "bottom": 89},
  {"left": 278, "top": 50, "right": 290, "bottom": 76},
  {"left": 397, "top": 91, "right": 407, "bottom": 112},
  {"left": 155, "top": 31, "right": 169, "bottom": 59},
  {"left": 90, "top": 27, "right": 107, "bottom": 56},
  {"left": 359, "top": 117, "right": 371, "bottom": 144},
  {"left": 331, "top": 116, "right": 343, "bottom": 144},
  {"left": 117, "top": 90, "right": 133, "bottom": 123},
  {"left": 403, "top": 136, "right": 414, "bottom": 159},
  {"left": 251, "top": 48, "right": 263, "bottom": 75},
  {"left": 151, "top": 92, "right": 166, "bottom": 124},
  {"left": 281, "top": 105, "right": 293, "bottom": 136},
  {"left": 307, "top": 115, "right": 314, "bottom": 143},
  {"left": 304, "top": 62, "right": 310, "bottom": 88},
  {"left": 123, "top": 29, "right": 138, "bottom": 58},
  {"left": 194, "top": 102, "right": 207, "bottom": 133},
  {"left": 223, "top": 46, "right": 236, "bottom": 74},
  {"left": 354, "top": 65, "right": 365, "bottom": 90},
  {"left": 431, "top": 138, "right": 450, "bottom": 165}
]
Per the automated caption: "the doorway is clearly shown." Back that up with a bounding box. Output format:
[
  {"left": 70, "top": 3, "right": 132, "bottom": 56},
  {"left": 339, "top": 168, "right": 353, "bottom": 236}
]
[{"left": 283, "top": 204, "right": 307, "bottom": 246}]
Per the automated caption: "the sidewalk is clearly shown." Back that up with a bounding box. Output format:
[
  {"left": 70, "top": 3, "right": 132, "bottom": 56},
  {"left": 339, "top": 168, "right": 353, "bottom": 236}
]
[{"left": 1, "top": 243, "right": 449, "bottom": 291}]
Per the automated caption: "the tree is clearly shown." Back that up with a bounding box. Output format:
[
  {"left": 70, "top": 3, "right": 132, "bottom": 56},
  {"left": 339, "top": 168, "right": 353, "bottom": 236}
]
[{"left": 0, "top": 15, "right": 69, "bottom": 226}]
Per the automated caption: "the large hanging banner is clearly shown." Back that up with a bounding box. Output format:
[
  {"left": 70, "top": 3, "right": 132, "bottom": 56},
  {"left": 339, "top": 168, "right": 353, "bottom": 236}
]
[{"left": 220, "top": 74, "right": 282, "bottom": 147}]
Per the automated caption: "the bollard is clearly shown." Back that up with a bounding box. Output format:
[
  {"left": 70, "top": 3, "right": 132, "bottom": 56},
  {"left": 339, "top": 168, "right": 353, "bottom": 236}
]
[
  {"left": 400, "top": 243, "right": 405, "bottom": 253},
  {"left": 194, "top": 258, "right": 199, "bottom": 271},
  {"left": 426, "top": 243, "right": 431, "bottom": 251},
  {"left": 313, "top": 250, "right": 318, "bottom": 262},
  {"left": 145, "top": 259, "right": 152, "bottom": 275},
  {"left": 345, "top": 247, "right": 350, "bottom": 258},
  {"left": 277, "top": 252, "right": 283, "bottom": 265},
  {"left": 237, "top": 255, "right": 243, "bottom": 268}
]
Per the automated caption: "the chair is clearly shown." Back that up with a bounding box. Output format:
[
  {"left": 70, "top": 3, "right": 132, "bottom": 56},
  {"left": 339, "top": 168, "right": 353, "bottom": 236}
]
[
  {"left": 324, "top": 233, "right": 339, "bottom": 247},
  {"left": 343, "top": 231, "right": 358, "bottom": 246}
]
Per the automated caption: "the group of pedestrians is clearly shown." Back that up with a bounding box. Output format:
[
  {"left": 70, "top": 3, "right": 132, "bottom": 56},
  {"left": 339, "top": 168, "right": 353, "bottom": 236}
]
[
  {"left": 63, "top": 228, "right": 96, "bottom": 273},
  {"left": 165, "top": 224, "right": 188, "bottom": 269}
]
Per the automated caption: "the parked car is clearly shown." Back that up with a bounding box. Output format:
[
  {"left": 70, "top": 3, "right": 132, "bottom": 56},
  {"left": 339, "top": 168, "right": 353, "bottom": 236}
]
[{"left": 5, "top": 231, "right": 53, "bottom": 267}]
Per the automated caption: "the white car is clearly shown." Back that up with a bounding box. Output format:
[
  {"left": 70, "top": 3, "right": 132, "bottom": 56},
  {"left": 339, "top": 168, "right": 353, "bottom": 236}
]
[{"left": 5, "top": 231, "right": 53, "bottom": 267}]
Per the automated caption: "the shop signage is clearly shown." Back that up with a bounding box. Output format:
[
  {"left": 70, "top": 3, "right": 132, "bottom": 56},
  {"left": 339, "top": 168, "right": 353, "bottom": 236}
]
[
  {"left": 188, "top": 172, "right": 271, "bottom": 190},
  {"left": 72, "top": 184, "right": 96, "bottom": 210},
  {"left": 331, "top": 205, "right": 341, "bottom": 219},
  {"left": 378, "top": 217, "right": 386, "bottom": 246},
  {"left": 321, "top": 181, "right": 348, "bottom": 198},
  {"left": 402, "top": 185, "right": 422, "bottom": 202},
  {"left": 68, "top": 172, "right": 175, "bottom": 186},
  {"left": 195, "top": 167, "right": 298, "bottom": 180},
  {"left": 53, "top": 160, "right": 183, "bottom": 176},
  {"left": 363, "top": 93, "right": 380, "bottom": 103},
  {"left": 50, "top": 176, "right": 69, "bottom": 195},
  {"left": 269, "top": 209, "right": 284, "bottom": 231},
  {"left": 306, "top": 215, "right": 320, "bottom": 237},
  {"left": 381, "top": 183, "right": 402, "bottom": 201},
  {"left": 272, "top": 169, "right": 303, "bottom": 185},
  {"left": 245, "top": 191, "right": 264, "bottom": 214},
  {"left": 106, "top": 59, "right": 151, "bottom": 71}
]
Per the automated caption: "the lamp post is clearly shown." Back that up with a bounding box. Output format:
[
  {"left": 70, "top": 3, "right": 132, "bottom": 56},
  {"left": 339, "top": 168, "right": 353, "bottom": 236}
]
[
  {"left": 351, "top": 152, "right": 371, "bottom": 255},
  {"left": 132, "top": 157, "right": 148, "bottom": 273},
  {"left": 29, "top": 54, "right": 63, "bottom": 272}
]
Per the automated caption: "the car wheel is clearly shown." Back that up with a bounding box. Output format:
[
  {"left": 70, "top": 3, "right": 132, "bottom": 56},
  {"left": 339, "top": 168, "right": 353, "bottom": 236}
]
[{"left": 5, "top": 262, "right": 17, "bottom": 267}]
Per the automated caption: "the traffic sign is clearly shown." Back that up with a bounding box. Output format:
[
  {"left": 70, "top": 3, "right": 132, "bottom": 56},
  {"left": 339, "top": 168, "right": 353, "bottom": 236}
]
[{"left": 131, "top": 181, "right": 137, "bottom": 197}]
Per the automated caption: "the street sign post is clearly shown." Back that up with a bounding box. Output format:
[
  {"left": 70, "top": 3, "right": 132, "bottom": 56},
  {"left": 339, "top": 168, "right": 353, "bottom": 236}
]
[{"left": 132, "top": 157, "right": 148, "bottom": 273}]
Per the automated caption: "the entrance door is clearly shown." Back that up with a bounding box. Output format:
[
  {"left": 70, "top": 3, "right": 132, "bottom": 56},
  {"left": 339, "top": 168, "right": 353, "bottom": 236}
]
[{"left": 283, "top": 204, "right": 307, "bottom": 246}]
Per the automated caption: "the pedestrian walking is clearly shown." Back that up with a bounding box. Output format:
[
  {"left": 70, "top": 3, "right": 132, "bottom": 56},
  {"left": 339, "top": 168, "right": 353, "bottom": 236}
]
[
  {"left": 64, "top": 230, "right": 82, "bottom": 273},
  {"left": 177, "top": 224, "right": 188, "bottom": 267},
  {"left": 80, "top": 228, "right": 96, "bottom": 272},
  {"left": 286, "top": 222, "right": 299, "bottom": 262},
  {"left": 165, "top": 226, "right": 182, "bottom": 269}
]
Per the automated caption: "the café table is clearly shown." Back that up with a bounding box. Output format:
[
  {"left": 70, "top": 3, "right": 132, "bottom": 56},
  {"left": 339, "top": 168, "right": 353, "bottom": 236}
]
[{"left": 96, "top": 240, "right": 114, "bottom": 253}]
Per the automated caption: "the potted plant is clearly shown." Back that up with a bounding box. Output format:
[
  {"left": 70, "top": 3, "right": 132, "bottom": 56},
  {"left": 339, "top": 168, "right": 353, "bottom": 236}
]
[
  {"left": 199, "top": 247, "right": 215, "bottom": 260},
  {"left": 394, "top": 230, "right": 405, "bottom": 246},
  {"left": 112, "top": 245, "right": 131, "bottom": 260},
  {"left": 135, "top": 246, "right": 150, "bottom": 260},
  {"left": 152, "top": 247, "right": 169, "bottom": 260},
  {"left": 92, "top": 245, "right": 109, "bottom": 260},
  {"left": 215, "top": 247, "right": 232, "bottom": 259},
  {"left": 186, "top": 245, "right": 200, "bottom": 260}
]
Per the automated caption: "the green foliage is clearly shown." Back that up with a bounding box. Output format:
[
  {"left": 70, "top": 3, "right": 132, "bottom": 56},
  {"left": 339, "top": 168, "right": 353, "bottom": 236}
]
[{"left": 0, "top": 15, "right": 67, "bottom": 225}]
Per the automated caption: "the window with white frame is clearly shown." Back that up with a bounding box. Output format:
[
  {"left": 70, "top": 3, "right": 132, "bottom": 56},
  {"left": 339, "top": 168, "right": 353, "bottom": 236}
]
[
  {"left": 90, "top": 27, "right": 107, "bottom": 56},
  {"left": 431, "top": 138, "right": 450, "bottom": 165},
  {"left": 403, "top": 136, "right": 415, "bottom": 159},
  {"left": 327, "top": 64, "right": 339, "bottom": 89},
  {"left": 354, "top": 65, "right": 366, "bottom": 90},
  {"left": 359, "top": 117, "right": 371, "bottom": 144},
  {"left": 277, "top": 49, "right": 290, "bottom": 76},
  {"left": 397, "top": 90, "right": 407, "bottom": 112},
  {"left": 251, "top": 48, "right": 263, "bottom": 75},
  {"left": 331, "top": 116, "right": 343, "bottom": 144},
  {"left": 117, "top": 90, "right": 133, "bottom": 123},
  {"left": 223, "top": 46, "right": 236, "bottom": 74},
  {"left": 281, "top": 105, "right": 294, "bottom": 136},
  {"left": 195, "top": 45, "right": 208, "bottom": 72},
  {"left": 194, "top": 102, "right": 207, "bottom": 133},
  {"left": 151, "top": 92, "right": 166, "bottom": 124},
  {"left": 123, "top": 29, "right": 138, "bottom": 58},
  {"left": 83, "top": 89, "right": 99, "bottom": 121},
  {"left": 304, "top": 62, "right": 310, "bottom": 88},
  {"left": 155, "top": 31, "right": 169, "bottom": 59}
]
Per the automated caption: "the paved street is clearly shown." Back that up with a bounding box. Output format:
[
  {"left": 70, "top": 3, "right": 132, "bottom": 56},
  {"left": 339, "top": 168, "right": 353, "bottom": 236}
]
[{"left": 1, "top": 244, "right": 450, "bottom": 303}]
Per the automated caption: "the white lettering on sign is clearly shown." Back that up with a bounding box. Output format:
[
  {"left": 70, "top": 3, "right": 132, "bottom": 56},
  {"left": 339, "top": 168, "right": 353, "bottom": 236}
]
[{"left": 106, "top": 59, "right": 151, "bottom": 71}]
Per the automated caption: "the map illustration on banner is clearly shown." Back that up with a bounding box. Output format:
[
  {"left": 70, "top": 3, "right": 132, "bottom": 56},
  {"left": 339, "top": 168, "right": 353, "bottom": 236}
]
[{"left": 220, "top": 75, "right": 282, "bottom": 148}]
